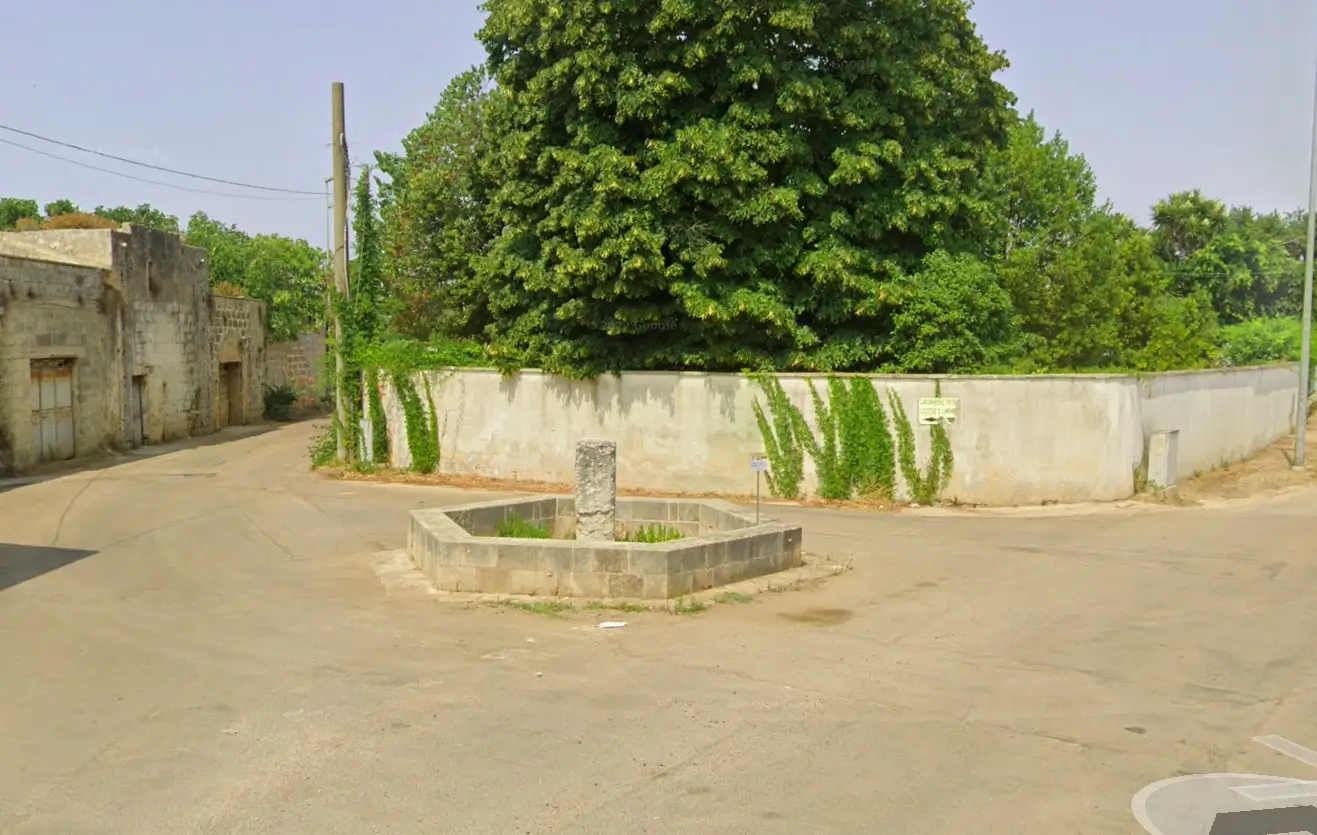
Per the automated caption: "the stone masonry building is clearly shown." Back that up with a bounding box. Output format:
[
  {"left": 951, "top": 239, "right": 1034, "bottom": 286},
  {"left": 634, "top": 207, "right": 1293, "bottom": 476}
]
[{"left": 0, "top": 225, "right": 268, "bottom": 474}]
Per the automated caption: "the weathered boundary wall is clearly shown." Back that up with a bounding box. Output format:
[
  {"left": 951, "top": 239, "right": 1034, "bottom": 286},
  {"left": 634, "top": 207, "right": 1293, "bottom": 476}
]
[
  {"left": 1137, "top": 367, "right": 1300, "bottom": 479},
  {"left": 0, "top": 226, "right": 217, "bottom": 442},
  {"left": 265, "top": 331, "right": 328, "bottom": 415},
  {"left": 211, "top": 296, "right": 267, "bottom": 428},
  {"left": 381, "top": 366, "right": 1301, "bottom": 506},
  {"left": 0, "top": 254, "right": 122, "bottom": 472}
]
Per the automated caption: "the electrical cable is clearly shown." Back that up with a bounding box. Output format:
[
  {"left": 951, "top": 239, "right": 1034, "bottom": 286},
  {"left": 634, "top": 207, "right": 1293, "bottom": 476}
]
[
  {"left": 0, "top": 136, "right": 323, "bottom": 202},
  {"left": 0, "top": 122, "right": 321, "bottom": 195}
]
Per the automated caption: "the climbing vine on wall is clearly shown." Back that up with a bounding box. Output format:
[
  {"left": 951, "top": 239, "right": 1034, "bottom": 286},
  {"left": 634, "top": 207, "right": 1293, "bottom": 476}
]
[
  {"left": 391, "top": 372, "right": 439, "bottom": 473},
  {"left": 885, "top": 381, "right": 954, "bottom": 505},
  {"left": 839, "top": 378, "right": 897, "bottom": 500},
  {"left": 751, "top": 375, "right": 947, "bottom": 504},
  {"left": 366, "top": 366, "right": 389, "bottom": 464},
  {"left": 750, "top": 375, "right": 806, "bottom": 499}
]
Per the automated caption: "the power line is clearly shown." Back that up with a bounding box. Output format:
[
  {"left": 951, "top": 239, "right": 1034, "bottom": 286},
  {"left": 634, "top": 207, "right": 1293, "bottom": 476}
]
[
  {"left": 0, "top": 137, "right": 322, "bottom": 202},
  {"left": 0, "top": 123, "right": 321, "bottom": 196}
]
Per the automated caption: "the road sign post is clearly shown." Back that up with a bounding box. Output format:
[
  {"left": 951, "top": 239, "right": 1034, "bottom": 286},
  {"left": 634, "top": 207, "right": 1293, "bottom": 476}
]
[{"left": 749, "top": 453, "right": 769, "bottom": 524}]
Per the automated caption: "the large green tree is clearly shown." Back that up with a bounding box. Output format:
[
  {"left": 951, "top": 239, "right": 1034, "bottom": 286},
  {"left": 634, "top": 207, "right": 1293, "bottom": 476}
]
[
  {"left": 0, "top": 197, "right": 40, "bottom": 230},
  {"left": 43, "top": 199, "right": 79, "bottom": 218},
  {"left": 981, "top": 111, "right": 1097, "bottom": 262},
  {"left": 185, "top": 212, "right": 326, "bottom": 340},
  {"left": 94, "top": 203, "right": 181, "bottom": 232},
  {"left": 472, "top": 0, "right": 1015, "bottom": 377},
  {"left": 1152, "top": 191, "right": 1304, "bottom": 324},
  {"left": 375, "top": 66, "right": 493, "bottom": 340}
]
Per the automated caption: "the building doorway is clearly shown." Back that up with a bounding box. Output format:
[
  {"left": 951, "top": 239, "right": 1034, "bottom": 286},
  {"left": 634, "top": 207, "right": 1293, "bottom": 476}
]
[
  {"left": 30, "top": 359, "right": 75, "bottom": 462},
  {"left": 129, "top": 375, "right": 147, "bottom": 447},
  {"left": 221, "top": 362, "right": 243, "bottom": 427}
]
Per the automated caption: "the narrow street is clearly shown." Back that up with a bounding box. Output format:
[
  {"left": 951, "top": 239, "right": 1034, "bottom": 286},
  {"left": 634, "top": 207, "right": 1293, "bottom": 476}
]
[{"left": 1, "top": 421, "right": 1314, "bottom": 834}]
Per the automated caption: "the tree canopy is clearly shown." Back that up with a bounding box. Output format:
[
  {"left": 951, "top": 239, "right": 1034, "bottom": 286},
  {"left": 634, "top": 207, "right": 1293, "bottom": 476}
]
[
  {"left": 375, "top": 66, "right": 493, "bottom": 341},
  {"left": 184, "top": 212, "right": 326, "bottom": 340},
  {"left": 0, "top": 197, "right": 327, "bottom": 341},
  {"left": 367, "top": 0, "right": 1309, "bottom": 379},
  {"left": 7, "top": 0, "right": 1312, "bottom": 377},
  {"left": 466, "top": 0, "right": 1016, "bottom": 377}
]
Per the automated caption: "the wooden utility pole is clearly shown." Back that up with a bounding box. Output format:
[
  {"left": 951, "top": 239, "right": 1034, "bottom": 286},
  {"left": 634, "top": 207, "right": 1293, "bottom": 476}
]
[
  {"left": 331, "top": 81, "right": 351, "bottom": 462},
  {"left": 1297, "top": 56, "right": 1317, "bottom": 469}
]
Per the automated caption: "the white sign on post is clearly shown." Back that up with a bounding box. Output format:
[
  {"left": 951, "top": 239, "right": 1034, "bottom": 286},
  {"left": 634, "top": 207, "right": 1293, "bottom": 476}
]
[
  {"left": 749, "top": 453, "right": 770, "bottom": 472},
  {"left": 917, "top": 397, "right": 959, "bottom": 425}
]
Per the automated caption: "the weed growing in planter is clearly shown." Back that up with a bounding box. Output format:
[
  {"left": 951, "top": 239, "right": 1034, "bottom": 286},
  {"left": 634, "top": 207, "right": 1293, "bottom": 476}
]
[
  {"left": 621, "top": 524, "right": 684, "bottom": 543},
  {"left": 495, "top": 515, "right": 552, "bottom": 539}
]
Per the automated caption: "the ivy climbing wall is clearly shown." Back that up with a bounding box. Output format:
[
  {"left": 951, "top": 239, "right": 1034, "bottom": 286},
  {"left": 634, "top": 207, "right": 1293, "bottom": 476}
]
[{"left": 378, "top": 366, "right": 1300, "bottom": 506}]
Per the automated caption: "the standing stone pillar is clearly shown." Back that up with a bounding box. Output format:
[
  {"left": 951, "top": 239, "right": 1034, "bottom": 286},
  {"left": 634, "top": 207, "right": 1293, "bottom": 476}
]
[{"left": 575, "top": 439, "right": 617, "bottom": 541}]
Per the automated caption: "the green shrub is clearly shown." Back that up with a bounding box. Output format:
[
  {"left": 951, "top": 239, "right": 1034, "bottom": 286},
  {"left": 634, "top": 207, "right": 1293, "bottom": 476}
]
[
  {"left": 263, "top": 383, "right": 297, "bottom": 421},
  {"left": 496, "top": 515, "right": 551, "bottom": 539},
  {"left": 623, "top": 524, "right": 684, "bottom": 543},
  {"left": 1217, "top": 317, "right": 1306, "bottom": 366},
  {"left": 308, "top": 428, "right": 336, "bottom": 469}
]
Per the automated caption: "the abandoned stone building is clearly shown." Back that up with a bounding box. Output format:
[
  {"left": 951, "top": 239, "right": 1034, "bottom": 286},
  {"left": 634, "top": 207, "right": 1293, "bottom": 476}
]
[{"left": 0, "top": 225, "right": 268, "bottom": 475}]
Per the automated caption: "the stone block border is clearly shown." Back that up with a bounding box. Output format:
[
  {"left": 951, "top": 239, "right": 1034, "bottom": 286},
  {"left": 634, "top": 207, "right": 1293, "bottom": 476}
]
[{"left": 407, "top": 496, "right": 803, "bottom": 600}]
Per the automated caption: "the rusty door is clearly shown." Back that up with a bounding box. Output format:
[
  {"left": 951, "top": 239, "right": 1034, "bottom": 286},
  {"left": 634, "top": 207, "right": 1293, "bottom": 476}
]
[{"left": 30, "top": 359, "right": 75, "bottom": 462}]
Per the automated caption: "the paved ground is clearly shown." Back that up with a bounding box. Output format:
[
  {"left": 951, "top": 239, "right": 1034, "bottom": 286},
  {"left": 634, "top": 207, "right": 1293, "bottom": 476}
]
[{"left": 1, "top": 421, "right": 1315, "bottom": 834}]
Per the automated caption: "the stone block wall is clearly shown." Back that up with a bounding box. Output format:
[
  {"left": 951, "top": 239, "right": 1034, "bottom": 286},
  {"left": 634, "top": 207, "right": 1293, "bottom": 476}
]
[
  {"left": 0, "top": 254, "right": 122, "bottom": 473},
  {"left": 0, "top": 226, "right": 274, "bottom": 474},
  {"left": 265, "top": 331, "right": 328, "bottom": 416},
  {"left": 0, "top": 226, "right": 219, "bottom": 445},
  {"left": 110, "top": 226, "right": 215, "bottom": 442},
  {"left": 211, "top": 296, "right": 267, "bottom": 427}
]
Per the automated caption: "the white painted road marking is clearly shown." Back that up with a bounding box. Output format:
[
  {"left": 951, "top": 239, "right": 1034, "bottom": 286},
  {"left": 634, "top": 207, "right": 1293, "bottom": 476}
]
[{"left": 1253, "top": 735, "right": 1317, "bottom": 770}]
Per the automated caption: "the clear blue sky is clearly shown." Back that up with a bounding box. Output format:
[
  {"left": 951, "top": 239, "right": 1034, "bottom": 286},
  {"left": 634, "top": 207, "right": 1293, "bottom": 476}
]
[{"left": 3, "top": 0, "right": 1315, "bottom": 246}]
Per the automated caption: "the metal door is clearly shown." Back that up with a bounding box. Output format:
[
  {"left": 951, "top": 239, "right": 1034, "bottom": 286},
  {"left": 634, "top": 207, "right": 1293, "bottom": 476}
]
[{"left": 30, "top": 359, "right": 75, "bottom": 462}]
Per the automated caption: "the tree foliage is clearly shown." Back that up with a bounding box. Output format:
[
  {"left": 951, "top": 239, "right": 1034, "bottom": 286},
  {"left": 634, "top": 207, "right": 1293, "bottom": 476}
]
[
  {"left": 0, "top": 198, "right": 40, "bottom": 230},
  {"left": 1153, "top": 193, "right": 1303, "bottom": 324},
  {"left": 93, "top": 203, "right": 182, "bottom": 232},
  {"left": 351, "top": 167, "right": 386, "bottom": 346},
  {"left": 375, "top": 66, "right": 493, "bottom": 341},
  {"left": 372, "top": 4, "right": 1313, "bottom": 379},
  {"left": 885, "top": 251, "right": 1014, "bottom": 373},
  {"left": 1, "top": 196, "right": 327, "bottom": 341},
  {"left": 43, "top": 199, "right": 79, "bottom": 219},
  {"left": 468, "top": 0, "right": 1015, "bottom": 377},
  {"left": 981, "top": 111, "right": 1097, "bottom": 261},
  {"left": 0, "top": 198, "right": 183, "bottom": 232},
  {"left": 184, "top": 212, "right": 326, "bottom": 341}
]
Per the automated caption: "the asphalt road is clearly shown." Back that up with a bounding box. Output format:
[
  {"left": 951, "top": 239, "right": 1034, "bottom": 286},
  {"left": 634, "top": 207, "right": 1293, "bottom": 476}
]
[{"left": 1, "top": 421, "right": 1315, "bottom": 834}]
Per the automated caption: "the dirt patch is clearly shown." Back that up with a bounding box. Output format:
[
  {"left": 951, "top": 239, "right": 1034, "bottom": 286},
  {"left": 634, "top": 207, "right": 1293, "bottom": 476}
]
[
  {"left": 778, "top": 607, "right": 855, "bottom": 626},
  {"left": 1138, "top": 411, "right": 1317, "bottom": 506},
  {"left": 317, "top": 466, "right": 898, "bottom": 511}
]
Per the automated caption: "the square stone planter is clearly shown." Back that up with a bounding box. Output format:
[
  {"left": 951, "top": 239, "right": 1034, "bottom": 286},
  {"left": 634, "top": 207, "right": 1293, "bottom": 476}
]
[{"left": 407, "top": 496, "right": 803, "bottom": 600}]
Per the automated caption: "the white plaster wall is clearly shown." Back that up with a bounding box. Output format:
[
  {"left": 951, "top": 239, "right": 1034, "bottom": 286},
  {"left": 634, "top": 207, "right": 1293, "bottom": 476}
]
[
  {"left": 383, "top": 370, "right": 1164, "bottom": 505},
  {"left": 382, "top": 367, "right": 1298, "bottom": 506},
  {"left": 1138, "top": 365, "right": 1300, "bottom": 479}
]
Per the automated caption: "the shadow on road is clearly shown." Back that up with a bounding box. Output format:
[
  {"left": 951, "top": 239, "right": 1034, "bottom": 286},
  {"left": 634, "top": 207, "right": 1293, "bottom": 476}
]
[
  {"left": 0, "top": 421, "right": 308, "bottom": 495},
  {"left": 0, "top": 543, "right": 99, "bottom": 591}
]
